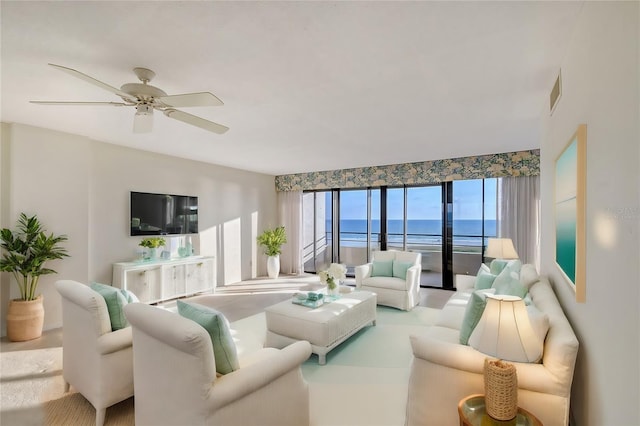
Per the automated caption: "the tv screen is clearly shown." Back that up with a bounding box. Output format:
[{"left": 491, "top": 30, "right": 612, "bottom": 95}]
[{"left": 130, "top": 192, "right": 198, "bottom": 236}]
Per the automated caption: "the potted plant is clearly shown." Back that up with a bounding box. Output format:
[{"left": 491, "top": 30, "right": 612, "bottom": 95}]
[
  {"left": 0, "top": 213, "right": 68, "bottom": 341},
  {"left": 139, "top": 237, "right": 166, "bottom": 260},
  {"left": 257, "top": 226, "right": 287, "bottom": 279}
]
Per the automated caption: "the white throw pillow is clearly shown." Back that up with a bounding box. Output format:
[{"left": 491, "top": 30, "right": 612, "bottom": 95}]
[
  {"left": 520, "top": 264, "right": 539, "bottom": 290},
  {"left": 527, "top": 304, "right": 550, "bottom": 346}
]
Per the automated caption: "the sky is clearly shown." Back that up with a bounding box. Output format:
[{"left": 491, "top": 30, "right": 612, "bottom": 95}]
[{"left": 332, "top": 179, "right": 497, "bottom": 220}]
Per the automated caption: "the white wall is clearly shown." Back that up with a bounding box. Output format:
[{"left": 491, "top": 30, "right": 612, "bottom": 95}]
[
  {"left": 539, "top": 2, "right": 639, "bottom": 425},
  {"left": 1, "top": 123, "right": 277, "bottom": 334}
]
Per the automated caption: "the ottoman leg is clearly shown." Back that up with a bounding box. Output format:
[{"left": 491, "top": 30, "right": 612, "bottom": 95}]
[{"left": 318, "top": 353, "right": 326, "bottom": 365}]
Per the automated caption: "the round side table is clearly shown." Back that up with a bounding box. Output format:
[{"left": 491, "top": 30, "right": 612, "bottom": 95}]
[{"left": 458, "top": 394, "right": 543, "bottom": 426}]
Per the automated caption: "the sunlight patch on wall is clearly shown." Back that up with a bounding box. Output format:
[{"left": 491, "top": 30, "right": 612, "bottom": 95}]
[
  {"left": 594, "top": 210, "right": 617, "bottom": 250},
  {"left": 223, "top": 218, "right": 242, "bottom": 285},
  {"left": 251, "top": 211, "right": 258, "bottom": 278},
  {"left": 200, "top": 226, "right": 217, "bottom": 258}
]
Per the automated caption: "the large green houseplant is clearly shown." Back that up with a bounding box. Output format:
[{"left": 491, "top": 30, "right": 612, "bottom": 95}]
[
  {"left": 0, "top": 213, "right": 68, "bottom": 341},
  {"left": 257, "top": 226, "right": 287, "bottom": 278}
]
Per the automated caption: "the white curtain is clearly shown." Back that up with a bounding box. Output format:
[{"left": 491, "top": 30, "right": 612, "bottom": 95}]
[
  {"left": 498, "top": 176, "right": 541, "bottom": 270},
  {"left": 277, "top": 190, "right": 303, "bottom": 275}
]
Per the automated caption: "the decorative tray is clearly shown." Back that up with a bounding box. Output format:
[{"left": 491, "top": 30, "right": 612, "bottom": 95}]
[
  {"left": 291, "top": 292, "right": 341, "bottom": 308},
  {"left": 292, "top": 297, "right": 326, "bottom": 308}
]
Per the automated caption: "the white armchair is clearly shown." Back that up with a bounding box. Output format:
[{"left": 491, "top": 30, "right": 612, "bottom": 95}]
[
  {"left": 124, "top": 302, "right": 312, "bottom": 426},
  {"left": 355, "top": 250, "right": 422, "bottom": 311},
  {"left": 55, "top": 280, "right": 134, "bottom": 426}
]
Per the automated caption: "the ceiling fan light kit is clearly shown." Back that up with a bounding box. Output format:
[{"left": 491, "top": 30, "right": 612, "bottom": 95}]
[
  {"left": 31, "top": 64, "right": 228, "bottom": 134},
  {"left": 134, "top": 104, "right": 154, "bottom": 133}
]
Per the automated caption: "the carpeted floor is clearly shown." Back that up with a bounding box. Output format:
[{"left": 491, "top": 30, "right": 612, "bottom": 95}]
[{"left": 1, "top": 305, "right": 439, "bottom": 426}]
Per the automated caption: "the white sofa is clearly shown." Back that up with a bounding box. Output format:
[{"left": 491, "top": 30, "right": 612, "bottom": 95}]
[
  {"left": 405, "top": 265, "right": 579, "bottom": 426},
  {"left": 124, "top": 302, "right": 312, "bottom": 426},
  {"left": 355, "top": 250, "right": 422, "bottom": 311}
]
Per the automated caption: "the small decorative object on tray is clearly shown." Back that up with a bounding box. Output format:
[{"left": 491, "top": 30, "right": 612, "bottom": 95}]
[{"left": 292, "top": 292, "right": 325, "bottom": 308}]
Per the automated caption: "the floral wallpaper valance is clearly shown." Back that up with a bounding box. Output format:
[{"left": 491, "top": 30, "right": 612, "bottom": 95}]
[{"left": 275, "top": 149, "right": 539, "bottom": 192}]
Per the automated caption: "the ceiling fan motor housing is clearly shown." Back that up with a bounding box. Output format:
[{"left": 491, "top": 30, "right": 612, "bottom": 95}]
[{"left": 120, "top": 83, "right": 167, "bottom": 103}]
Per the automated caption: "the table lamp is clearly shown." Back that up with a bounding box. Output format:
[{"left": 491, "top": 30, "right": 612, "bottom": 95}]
[
  {"left": 469, "top": 294, "right": 543, "bottom": 421},
  {"left": 485, "top": 238, "right": 519, "bottom": 260},
  {"left": 469, "top": 294, "right": 542, "bottom": 363}
]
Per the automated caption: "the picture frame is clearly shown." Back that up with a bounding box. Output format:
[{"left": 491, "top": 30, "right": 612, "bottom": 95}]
[{"left": 554, "top": 124, "right": 586, "bottom": 302}]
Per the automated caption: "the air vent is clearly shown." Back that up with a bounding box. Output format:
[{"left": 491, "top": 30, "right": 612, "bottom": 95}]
[{"left": 550, "top": 70, "right": 562, "bottom": 114}]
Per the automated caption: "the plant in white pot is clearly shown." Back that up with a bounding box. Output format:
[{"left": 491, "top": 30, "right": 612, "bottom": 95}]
[
  {"left": 257, "top": 226, "right": 287, "bottom": 279},
  {"left": 0, "top": 213, "right": 68, "bottom": 341},
  {"left": 139, "top": 237, "right": 166, "bottom": 260}
]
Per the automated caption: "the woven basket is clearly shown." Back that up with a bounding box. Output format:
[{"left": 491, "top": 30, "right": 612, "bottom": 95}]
[{"left": 484, "top": 358, "right": 518, "bottom": 420}]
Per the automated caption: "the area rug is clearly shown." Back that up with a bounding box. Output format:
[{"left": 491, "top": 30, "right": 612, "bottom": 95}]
[
  {"left": 230, "top": 305, "right": 440, "bottom": 426},
  {"left": 1, "top": 305, "right": 439, "bottom": 426}
]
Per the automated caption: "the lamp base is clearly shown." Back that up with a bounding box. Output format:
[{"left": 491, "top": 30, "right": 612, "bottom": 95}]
[{"left": 484, "top": 359, "right": 518, "bottom": 421}]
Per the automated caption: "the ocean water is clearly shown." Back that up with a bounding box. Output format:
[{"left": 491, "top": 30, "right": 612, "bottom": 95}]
[{"left": 331, "top": 219, "right": 496, "bottom": 246}]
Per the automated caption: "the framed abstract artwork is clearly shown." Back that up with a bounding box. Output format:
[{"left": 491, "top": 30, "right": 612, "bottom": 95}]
[{"left": 554, "top": 124, "right": 586, "bottom": 302}]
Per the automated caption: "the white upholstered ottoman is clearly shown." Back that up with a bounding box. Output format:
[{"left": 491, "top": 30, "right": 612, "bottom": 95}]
[{"left": 264, "top": 290, "right": 377, "bottom": 364}]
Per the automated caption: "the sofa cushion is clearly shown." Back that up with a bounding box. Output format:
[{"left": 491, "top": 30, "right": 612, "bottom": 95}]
[
  {"left": 121, "top": 289, "right": 139, "bottom": 303},
  {"left": 475, "top": 270, "right": 497, "bottom": 290},
  {"left": 491, "top": 260, "right": 525, "bottom": 297},
  {"left": 393, "top": 261, "right": 414, "bottom": 280},
  {"left": 493, "top": 275, "right": 527, "bottom": 298},
  {"left": 435, "top": 293, "right": 471, "bottom": 330},
  {"left": 371, "top": 260, "right": 393, "bottom": 277},
  {"left": 527, "top": 304, "right": 550, "bottom": 345},
  {"left": 492, "top": 269, "right": 527, "bottom": 299},
  {"left": 459, "top": 289, "right": 494, "bottom": 345},
  {"left": 489, "top": 259, "right": 510, "bottom": 275},
  {"left": 361, "top": 276, "right": 407, "bottom": 290},
  {"left": 90, "top": 282, "right": 130, "bottom": 331},
  {"left": 176, "top": 300, "right": 239, "bottom": 375},
  {"left": 520, "top": 264, "right": 539, "bottom": 290}
]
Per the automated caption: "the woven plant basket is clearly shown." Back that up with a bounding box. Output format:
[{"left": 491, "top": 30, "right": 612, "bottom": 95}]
[{"left": 484, "top": 358, "right": 518, "bottom": 420}]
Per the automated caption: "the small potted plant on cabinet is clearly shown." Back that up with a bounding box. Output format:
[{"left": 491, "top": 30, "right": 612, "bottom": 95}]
[
  {"left": 257, "top": 226, "right": 287, "bottom": 279},
  {"left": 139, "top": 237, "right": 166, "bottom": 260},
  {"left": 0, "top": 213, "right": 68, "bottom": 341}
]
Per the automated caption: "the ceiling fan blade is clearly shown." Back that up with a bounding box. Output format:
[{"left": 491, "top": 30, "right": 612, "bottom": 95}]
[
  {"left": 164, "top": 109, "right": 229, "bottom": 134},
  {"left": 158, "top": 92, "right": 223, "bottom": 108},
  {"left": 30, "top": 101, "right": 128, "bottom": 106},
  {"left": 48, "top": 63, "right": 138, "bottom": 103}
]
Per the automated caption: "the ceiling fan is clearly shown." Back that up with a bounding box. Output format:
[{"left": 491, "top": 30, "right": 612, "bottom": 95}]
[{"left": 30, "top": 64, "right": 229, "bottom": 134}]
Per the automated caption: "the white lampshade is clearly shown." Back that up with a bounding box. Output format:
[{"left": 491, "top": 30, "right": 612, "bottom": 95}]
[
  {"left": 485, "top": 238, "right": 519, "bottom": 260},
  {"left": 469, "top": 295, "right": 542, "bottom": 363}
]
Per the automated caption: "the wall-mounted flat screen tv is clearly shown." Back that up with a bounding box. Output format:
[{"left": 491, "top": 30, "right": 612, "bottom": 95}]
[{"left": 130, "top": 191, "right": 198, "bottom": 236}]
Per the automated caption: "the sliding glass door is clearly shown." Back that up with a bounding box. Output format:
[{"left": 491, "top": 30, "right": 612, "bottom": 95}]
[
  {"left": 303, "top": 179, "right": 497, "bottom": 288},
  {"left": 302, "top": 191, "right": 332, "bottom": 273},
  {"left": 339, "top": 190, "right": 369, "bottom": 275},
  {"left": 406, "top": 186, "right": 443, "bottom": 286},
  {"left": 451, "top": 179, "right": 498, "bottom": 276}
]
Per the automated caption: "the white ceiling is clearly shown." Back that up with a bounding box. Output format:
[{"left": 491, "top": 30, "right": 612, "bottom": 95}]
[{"left": 1, "top": 1, "right": 583, "bottom": 176}]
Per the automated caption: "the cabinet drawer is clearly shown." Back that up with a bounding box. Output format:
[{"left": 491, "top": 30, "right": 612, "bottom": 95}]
[
  {"left": 125, "top": 267, "right": 162, "bottom": 303},
  {"left": 162, "top": 264, "right": 186, "bottom": 300},
  {"left": 186, "top": 260, "right": 214, "bottom": 295}
]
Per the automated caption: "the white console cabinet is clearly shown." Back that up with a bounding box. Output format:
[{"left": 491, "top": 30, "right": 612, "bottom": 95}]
[{"left": 112, "top": 256, "right": 215, "bottom": 304}]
